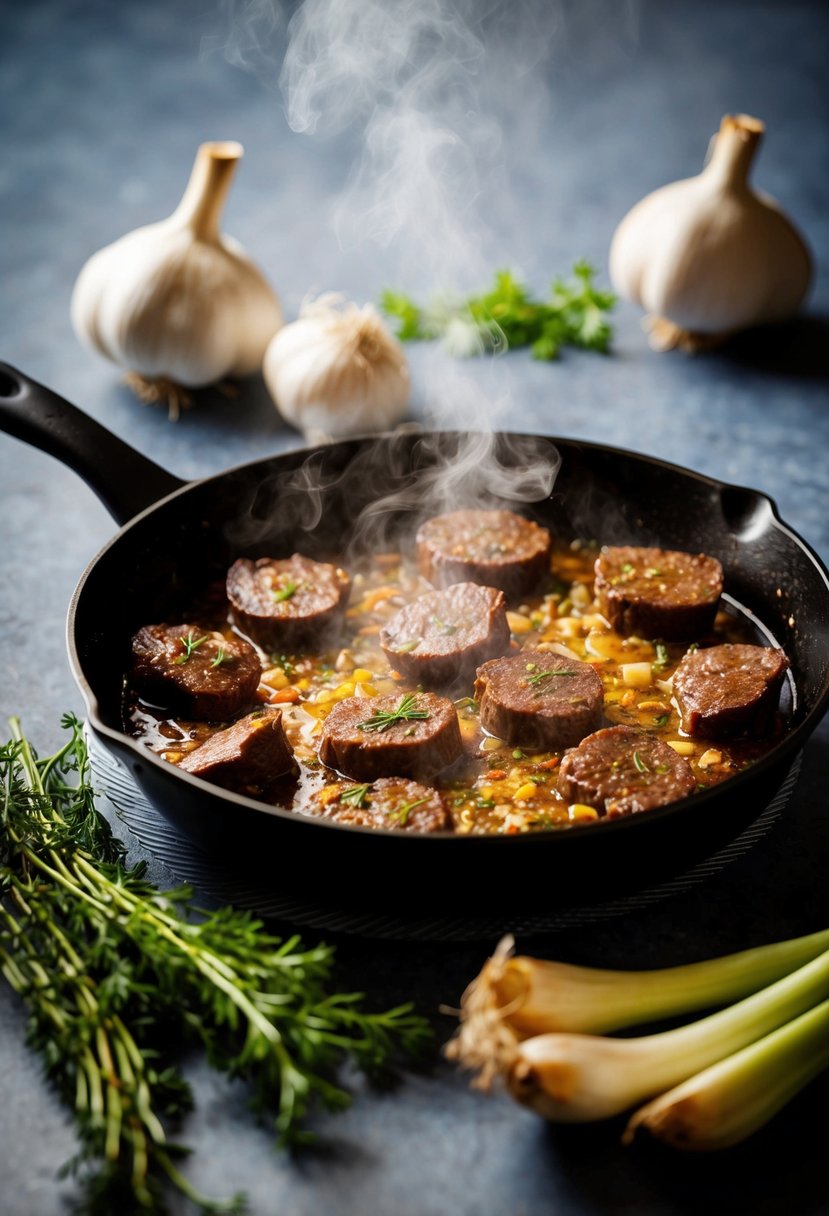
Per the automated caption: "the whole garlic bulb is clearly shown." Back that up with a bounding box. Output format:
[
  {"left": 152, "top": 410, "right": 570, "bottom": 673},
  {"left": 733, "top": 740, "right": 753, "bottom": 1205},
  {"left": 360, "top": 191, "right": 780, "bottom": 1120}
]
[
  {"left": 263, "top": 296, "right": 410, "bottom": 441},
  {"left": 71, "top": 141, "right": 282, "bottom": 403},
  {"left": 609, "top": 115, "right": 812, "bottom": 351}
]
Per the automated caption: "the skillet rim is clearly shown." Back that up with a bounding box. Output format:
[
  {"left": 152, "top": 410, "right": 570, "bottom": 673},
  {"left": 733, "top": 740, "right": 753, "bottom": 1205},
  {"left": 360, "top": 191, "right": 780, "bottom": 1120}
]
[{"left": 66, "top": 430, "right": 829, "bottom": 847}]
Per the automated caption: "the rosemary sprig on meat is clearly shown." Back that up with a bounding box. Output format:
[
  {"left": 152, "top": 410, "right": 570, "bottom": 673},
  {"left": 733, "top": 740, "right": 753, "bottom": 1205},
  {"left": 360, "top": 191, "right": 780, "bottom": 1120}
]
[
  {"left": 340, "top": 783, "right": 372, "bottom": 808},
  {"left": 386, "top": 797, "right": 429, "bottom": 827},
  {"left": 0, "top": 716, "right": 430, "bottom": 1213},
  {"left": 174, "top": 630, "right": 208, "bottom": 664},
  {"left": 358, "top": 693, "right": 430, "bottom": 734}
]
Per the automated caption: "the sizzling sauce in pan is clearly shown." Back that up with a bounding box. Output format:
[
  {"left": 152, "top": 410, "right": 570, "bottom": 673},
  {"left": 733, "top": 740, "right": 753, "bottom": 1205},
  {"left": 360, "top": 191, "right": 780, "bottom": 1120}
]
[{"left": 125, "top": 539, "right": 789, "bottom": 835}]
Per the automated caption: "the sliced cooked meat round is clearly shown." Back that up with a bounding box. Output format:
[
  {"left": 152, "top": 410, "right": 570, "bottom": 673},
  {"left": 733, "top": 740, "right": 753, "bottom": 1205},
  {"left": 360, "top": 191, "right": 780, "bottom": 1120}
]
[
  {"left": 673, "top": 643, "right": 789, "bottom": 739},
  {"left": 416, "top": 509, "right": 552, "bottom": 597},
  {"left": 380, "top": 582, "right": 510, "bottom": 686},
  {"left": 311, "top": 777, "right": 451, "bottom": 833},
  {"left": 227, "top": 553, "right": 350, "bottom": 650},
  {"left": 131, "top": 624, "right": 261, "bottom": 720},
  {"left": 318, "top": 690, "right": 463, "bottom": 781},
  {"left": 474, "top": 650, "right": 604, "bottom": 751},
  {"left": 557, "top": 725, "right": 696, "bottom": 818},
  {"left": 178, "top": 707, "right": 296, "bottom": 793},
  {"left": 594, "top": 546, "right": 723, "bottom": 641}
]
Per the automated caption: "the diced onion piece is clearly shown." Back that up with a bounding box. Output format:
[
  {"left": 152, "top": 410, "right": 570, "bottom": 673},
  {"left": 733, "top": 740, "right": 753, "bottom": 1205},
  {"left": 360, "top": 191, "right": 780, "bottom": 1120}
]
[
  {"left": 620, "top": 662, "right": 652, "bottom": 688},
  {"left": 698, "top": 748, "right": 723, "bottom": 769},
  {"left": 568, "top": 804, "right": 600, "bottom": 822},
  {"left": 507, "top": 611, "right": 533, "bottom": 634},
  {"left": 514, "top": 782, "right": 538, "bottom": 802},
  {"left": 555, "top": 617, "right": 583, "bottom": 638},
  {"left": 262, "top": 666, "right": 289, "bottom": 689},
  {"left": 537, "top": 642, "right": 582, "bottom": 662},
  {"left": 584, "top": 630, "right": 613, "bottom": 660},
  {"left": 667, "top": 740, "right": 695, "bottom": 756}
]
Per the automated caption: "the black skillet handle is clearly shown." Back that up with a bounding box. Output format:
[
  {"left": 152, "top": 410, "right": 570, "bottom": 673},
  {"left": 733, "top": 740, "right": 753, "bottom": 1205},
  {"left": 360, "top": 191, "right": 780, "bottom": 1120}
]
[{"left": 0, "top": 363, "right": 186, "bottom": 526}]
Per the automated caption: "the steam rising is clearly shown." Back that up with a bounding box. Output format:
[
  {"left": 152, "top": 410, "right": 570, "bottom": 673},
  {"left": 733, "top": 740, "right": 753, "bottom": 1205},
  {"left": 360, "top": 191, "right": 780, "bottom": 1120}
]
[
  {"left": 212, "top": 0, "right": 570, "bottom": 548},
  {"left": 230, "top": 431, "right": 561, "bottom": 558}
]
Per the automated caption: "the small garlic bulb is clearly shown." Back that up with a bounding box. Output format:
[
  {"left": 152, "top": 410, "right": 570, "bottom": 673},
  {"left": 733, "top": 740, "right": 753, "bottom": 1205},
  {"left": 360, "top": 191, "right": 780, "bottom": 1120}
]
[
  {"left": 71, "top": 141, "right": 282, "bottom": 408},
  {"left": 263, "top": 296, "right": 410, "bottom": 441},
  {"left": 609, "top": 115, "right": 812, "bottom": 352}
]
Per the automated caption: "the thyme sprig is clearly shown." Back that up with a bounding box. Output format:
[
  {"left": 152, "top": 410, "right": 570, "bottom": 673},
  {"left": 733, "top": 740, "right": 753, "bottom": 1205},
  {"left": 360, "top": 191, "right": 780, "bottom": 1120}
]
[
  {"left": 358, "top": 694, "right": 430, "bottom": 734},
  {"left": 0, "top": 717, "right": 431, "bottom": 1213}
]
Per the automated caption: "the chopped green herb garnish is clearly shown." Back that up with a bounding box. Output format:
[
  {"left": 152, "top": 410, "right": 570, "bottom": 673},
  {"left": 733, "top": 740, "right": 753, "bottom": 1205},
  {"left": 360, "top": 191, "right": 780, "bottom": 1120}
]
[
  {"left": 174, "top": 630, "right": 208, "bottom": 664},
  {"left": 388, "top": 797, "right": 430, "bottom": 826},
  {"left": 512, "top": 748, "right": 525, "bottom": 760},
  {"left": 653, "top": 713, "right": 670, "bottom": 727},
  {"left": 340, "top": 783, "right": 372, "bottom": 808},
  {"left": 645, "top": 567, "right": 663, "bottom": 578},
  {"left": 395, "top": 640, "right": 421, "bottom": 653},
  {"left": 431, "top": 615, "right": 458, "bottom": 636},
  {"left": 653, "top": 642, "right": 669, "bottom": 669},
  {"left": 380, "top": 262, "right": 615, "bottom": 360},
  {"left": 210, "top": 645, "right": 229, "bottom": 669},
  {"left": 622, "top": 562, "right": 635, "bottom": 575},
  {"left": 526, "top": 669, "right": 578, "bottom": 688},
  {"left": 358, "top": 693, "right": 430, "bottom": 734},
  {"left": 273, "top": 580, "right": 299, "bottom": 603},
  {"left": 525, "top": 662, "right": 538, "bottom": 672},
  {"left": 476, "top": 797, "right": 496, "bottom": 809},
  {"left": 529, "top": 774, "right": 547, "bottom": 785},
  {"left": 633, "top": 750, "right": 650, "bottom": 774}
]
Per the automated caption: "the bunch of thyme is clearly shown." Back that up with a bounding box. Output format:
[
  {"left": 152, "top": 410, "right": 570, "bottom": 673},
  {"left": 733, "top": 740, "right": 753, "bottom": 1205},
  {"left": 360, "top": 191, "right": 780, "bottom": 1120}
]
[{"left": 0, "top": 715, "right": 430, "bottom": 1213}]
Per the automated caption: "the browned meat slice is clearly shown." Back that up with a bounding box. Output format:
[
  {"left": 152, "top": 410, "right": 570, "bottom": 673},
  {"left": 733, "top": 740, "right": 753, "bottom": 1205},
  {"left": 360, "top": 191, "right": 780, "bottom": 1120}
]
[
  {"left": 227, "top": 553, "right": 350, "bottom": 650},
  {"left": 557, "top": 725, "right": 696, "bottom": 818},
  {"left": 416, "top": 509, "right": 552, "bottom": 597},
  {"left": 380, "top": 582, "right": 510, "bottom": 686},
  {"left": 131, "top": 624, "right": 261, "bottom": 720},
  {"left": 474, "top": 650, "right": 604, "bottom": 750},
  {"left": 673, "top": 643, "right": 789, "bottom": 739},
  {"left": 594, "top": 546, "right": 723, "bottom": 641},
  {"left": 318, "top": 690, "right": 463, "bottom": 781},
  {"left": 178, "top": 707, "right": 296, "bottom": 793},
  {"left": 311, "top": 777, "right": 451, "bottom": 833}
]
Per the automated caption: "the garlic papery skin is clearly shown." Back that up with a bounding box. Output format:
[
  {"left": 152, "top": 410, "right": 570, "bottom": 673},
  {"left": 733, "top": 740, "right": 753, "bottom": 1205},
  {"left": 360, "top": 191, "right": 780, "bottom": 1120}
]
[
  {"left": 71, "top": 141, "right": 282, "bottom": 397},
  {"left": 263, "top": 296, "right": 410, "bottom": 441},
  {"left": 609, "top": 115, "right": 812, "bottom": 351}
]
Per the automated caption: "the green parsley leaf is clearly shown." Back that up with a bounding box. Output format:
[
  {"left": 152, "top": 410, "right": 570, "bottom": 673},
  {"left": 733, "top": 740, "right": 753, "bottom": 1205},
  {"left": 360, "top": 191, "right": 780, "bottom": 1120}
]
[{"left": 380, "top": 263, "right": 615, "bottom": 360}]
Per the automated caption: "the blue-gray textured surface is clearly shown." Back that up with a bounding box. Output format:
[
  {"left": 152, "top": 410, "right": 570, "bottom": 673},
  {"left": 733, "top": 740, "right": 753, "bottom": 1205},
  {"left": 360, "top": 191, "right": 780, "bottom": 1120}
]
[{"left": 1, "top": 0, "right": 828, "bottom": 1213}]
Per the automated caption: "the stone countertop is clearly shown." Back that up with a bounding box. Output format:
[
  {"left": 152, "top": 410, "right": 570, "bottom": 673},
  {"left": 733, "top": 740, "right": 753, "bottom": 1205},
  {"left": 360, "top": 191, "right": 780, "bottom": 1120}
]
[{"left": 1, "top": 1, "right": 828, "bottom": 1213}]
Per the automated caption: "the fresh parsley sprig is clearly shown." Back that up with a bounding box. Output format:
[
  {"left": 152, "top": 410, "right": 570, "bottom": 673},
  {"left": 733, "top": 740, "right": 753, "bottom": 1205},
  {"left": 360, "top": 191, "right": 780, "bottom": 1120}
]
[
  {"left": 0, "top": 716, "right": 431, "bottom": 1213},
  {"left": 381, "top": 261, "right": 615, "bottom": 360}
]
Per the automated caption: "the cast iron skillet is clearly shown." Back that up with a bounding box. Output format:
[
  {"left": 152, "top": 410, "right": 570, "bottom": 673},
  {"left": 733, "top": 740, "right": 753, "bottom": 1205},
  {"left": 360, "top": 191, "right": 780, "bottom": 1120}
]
[{"left": 2, "top": 363, "right": 828, "bottom": 915}]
